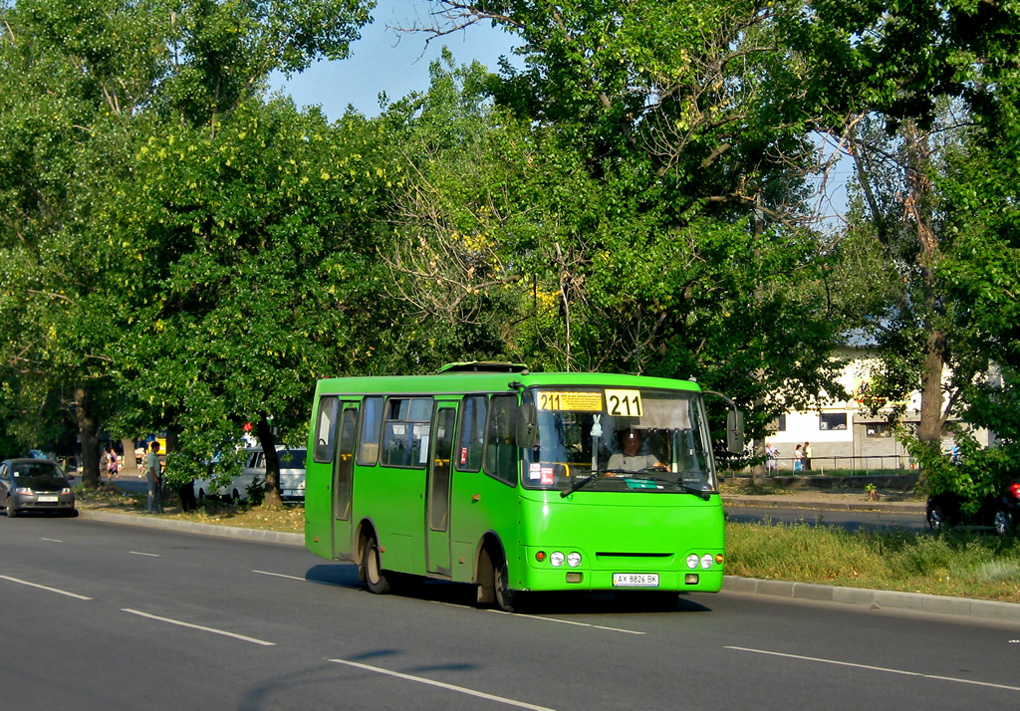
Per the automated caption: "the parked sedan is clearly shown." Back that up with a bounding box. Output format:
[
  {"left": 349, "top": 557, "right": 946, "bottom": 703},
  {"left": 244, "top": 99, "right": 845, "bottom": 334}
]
[
  {"left": 0, "top": 458, "right": 76, "bottom": 517},
  {"left": 926, "top": 479, "right": 1020, "bottom": 535}
]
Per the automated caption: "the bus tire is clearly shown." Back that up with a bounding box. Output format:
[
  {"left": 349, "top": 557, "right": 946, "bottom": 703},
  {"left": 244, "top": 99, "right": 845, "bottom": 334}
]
[
  {"left": 493, "top": 555, "right": 518, "bottom": 613},
  {"left": 362, "top": 534, "right": 391, "bottom": 595}
]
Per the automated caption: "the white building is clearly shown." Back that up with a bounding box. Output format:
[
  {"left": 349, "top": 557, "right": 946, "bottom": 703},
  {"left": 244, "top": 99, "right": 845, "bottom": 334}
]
[{"left": 764, "top": 352, "right": 991, "bottom": 473}]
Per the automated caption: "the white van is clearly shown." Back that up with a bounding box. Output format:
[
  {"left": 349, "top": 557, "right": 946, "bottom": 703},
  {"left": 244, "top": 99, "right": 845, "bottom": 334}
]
[
  {"left": 194, "top": 448, "right": 260, "bottom": 502},
  {"left": 274, "top": 447, "right": 306, "bottom": 502},
  {"left": 194, "top": 446, "right": 305, "bottom": 503}
]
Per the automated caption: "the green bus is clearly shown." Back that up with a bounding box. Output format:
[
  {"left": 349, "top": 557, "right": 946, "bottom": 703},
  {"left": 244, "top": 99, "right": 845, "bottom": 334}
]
[{"left": 304, "top": 363, "right": 744, "bottom": 611}]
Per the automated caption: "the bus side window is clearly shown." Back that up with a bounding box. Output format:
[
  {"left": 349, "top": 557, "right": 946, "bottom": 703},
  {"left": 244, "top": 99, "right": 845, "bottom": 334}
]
[
  {"left": 358, "top": 396, "right": 383, "bottom": 466},
  {"left": 455, "top": 395, "right": 487, "bottom": 473},
  {"left": 484, "top": 395, "right": 519, "bottom": 486},
  {"left": 313, "top": 396, "right": 340, "bottom": 463},
  {"left": 381, "top": 397, "right": 434, "bottom": 468}
]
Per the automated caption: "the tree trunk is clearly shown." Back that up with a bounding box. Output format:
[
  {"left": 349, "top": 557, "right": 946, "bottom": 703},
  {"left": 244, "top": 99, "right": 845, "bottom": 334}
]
[
  {"left": 166, "top": 424, "right": 180, "bottom": 456},
  {"left": 120, "top": 438, "right": 139, "bottom": 474},
  {"left": 256, "top": 418, "right": 283, "bottom": 508},
  {"left": 904, "top": 123, "right": 943, "bottom": 484},
  {"left": 918, "top": 330, "right": 947, "bottom": 444},
  {"left": 752, "top": 437, "right": 767, "bottom": 486},
  {"left": 73, "top": 385, "right": 102, "bottom": 488}
]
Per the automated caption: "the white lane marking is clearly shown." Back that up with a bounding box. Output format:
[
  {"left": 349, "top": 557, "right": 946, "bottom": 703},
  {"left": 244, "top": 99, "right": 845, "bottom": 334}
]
[
  {"left": 330, "top": 658, "right": 558, "bottom": 711},
  {"left": 122, "top": 608, "right": 276, "bottom": 647},
  {"left": 0, "top": 574, "right": 92, "bottom": 600},
  {"left": 40, "top": 537, "right": 63, "bottom": 543},
  {"left": 252, "top": 569, "right": 305, "bottom": 582},
  {"left": 726, "top": 646, "right": 1020, "bottom": 692},
  {"left": 129, "top": 551, "right": 160, "bottom": 558},
  {"left": 486, "top": 608, "right": 645, "bottom": 635}
]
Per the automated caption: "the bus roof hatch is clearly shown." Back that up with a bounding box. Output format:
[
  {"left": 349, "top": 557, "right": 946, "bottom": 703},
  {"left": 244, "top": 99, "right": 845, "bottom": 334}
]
[{"left": 437, "top": 361, "right": 530, "bottom": 375}]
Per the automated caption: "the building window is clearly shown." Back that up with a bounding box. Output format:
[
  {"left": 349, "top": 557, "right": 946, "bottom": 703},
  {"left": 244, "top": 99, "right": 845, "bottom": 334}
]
[
  {"left": 865, "top": 422, "right": 894, "bottom": 438},
  {"left": 819, "top": 412, "right": 847, "bottom": 431},
  {"left": 772, "top": 414, "right": 787, "bottom": 433}
]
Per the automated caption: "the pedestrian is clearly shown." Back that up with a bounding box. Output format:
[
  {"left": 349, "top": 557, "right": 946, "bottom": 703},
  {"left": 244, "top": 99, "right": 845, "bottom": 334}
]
[
  {"left": 145, "top": 441, "right": 163, "bottom": 514},
  {"left": 766, "top": 443, "right": 779, "bottom": 476},
  {"left": 794, "top": 444, "right": 804, "bottom": 472},
  {"left": 105, "top": 445, "right": 119, "bottom": 482},
  {"left": 803, "top": 442, "right": 812, "bottom": 471}
]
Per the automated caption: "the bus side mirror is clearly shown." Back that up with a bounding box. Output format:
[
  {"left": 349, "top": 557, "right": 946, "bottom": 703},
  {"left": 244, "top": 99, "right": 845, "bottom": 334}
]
[
  {"left": 726, "top": 410, "right": 745, "bottom": 455},
  {"left": 516, "top": 403, "right": 538, "bottom": 449}
]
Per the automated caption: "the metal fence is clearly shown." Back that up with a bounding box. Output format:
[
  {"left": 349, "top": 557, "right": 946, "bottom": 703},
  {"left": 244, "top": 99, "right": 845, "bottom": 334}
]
[{"left": 767, "top": 454, "right": 916, "bottom": 475}]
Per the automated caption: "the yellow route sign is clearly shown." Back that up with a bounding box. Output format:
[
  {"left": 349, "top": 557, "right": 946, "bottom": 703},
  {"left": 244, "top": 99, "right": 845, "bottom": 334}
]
[
  {"left": 605, "top": 389, "right": 643, "bottom": 417},
  {"left": 537, "top": 391, "right": 604, "bottom": 412}
]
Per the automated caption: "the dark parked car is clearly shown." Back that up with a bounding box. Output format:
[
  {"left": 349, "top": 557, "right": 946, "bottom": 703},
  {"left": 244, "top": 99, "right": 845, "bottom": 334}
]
[
  {"left": 926, "top": 479, "right": 1020, "bottom": 535},
  {"left": 0, "top": 458, "right": 77, "bottom": 518}
]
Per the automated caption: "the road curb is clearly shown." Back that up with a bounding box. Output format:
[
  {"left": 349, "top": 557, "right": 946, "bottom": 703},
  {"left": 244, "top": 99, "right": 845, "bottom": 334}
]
[
  {"left": 78, "top": 508, "right": 304, "bottom": 547},
  {"left": 724, "top": 575, "right": 1020, "bottom": 623}
]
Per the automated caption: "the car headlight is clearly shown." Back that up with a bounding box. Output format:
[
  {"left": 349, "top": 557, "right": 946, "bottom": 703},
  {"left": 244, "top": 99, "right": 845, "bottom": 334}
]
[
  {"left": 550, "top": 552, "right": 565, "bottom": 567},
  {"left": 14, "top": 487, "right": 33, "bottom": 495}
]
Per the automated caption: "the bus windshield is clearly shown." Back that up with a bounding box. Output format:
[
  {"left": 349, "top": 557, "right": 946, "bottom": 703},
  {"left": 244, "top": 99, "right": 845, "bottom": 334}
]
[{"left": 522, "top": 387, "right": 716, "bottom": 496}]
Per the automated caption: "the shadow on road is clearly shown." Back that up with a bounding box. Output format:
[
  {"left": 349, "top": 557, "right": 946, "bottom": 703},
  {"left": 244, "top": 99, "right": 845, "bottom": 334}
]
[{"left": 304, "top": 563, "right": 714, "bottom": 615}]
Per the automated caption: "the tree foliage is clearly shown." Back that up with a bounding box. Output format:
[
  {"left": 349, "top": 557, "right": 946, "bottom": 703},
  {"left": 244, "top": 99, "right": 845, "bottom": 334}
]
[{"left": 0, "top": 0, "right": 375, "bottom": 486}]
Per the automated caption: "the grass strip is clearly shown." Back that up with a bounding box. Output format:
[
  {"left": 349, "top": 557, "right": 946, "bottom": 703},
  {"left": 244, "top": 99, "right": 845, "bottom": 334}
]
[{"left": 727, "top": 519, "right": 1020, "bottom": 604}]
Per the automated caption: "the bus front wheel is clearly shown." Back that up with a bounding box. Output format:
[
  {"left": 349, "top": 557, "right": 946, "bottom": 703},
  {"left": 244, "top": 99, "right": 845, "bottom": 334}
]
[
  {"left": 362, "top": 535, "right": 391, "bottom": 595},
  {"left": 493, "top": 556, "right": 518, "bottom": 613}
]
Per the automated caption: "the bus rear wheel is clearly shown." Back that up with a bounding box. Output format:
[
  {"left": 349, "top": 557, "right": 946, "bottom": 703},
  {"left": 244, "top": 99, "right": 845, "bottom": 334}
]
[{"left": 362, "top": 534, "right": 391, "bottom": 595}]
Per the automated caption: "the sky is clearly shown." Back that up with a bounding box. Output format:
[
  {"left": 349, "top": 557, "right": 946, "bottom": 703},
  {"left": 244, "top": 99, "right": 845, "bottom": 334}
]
[{"left": 271, "top": 0, "right": 521, "bottom": 120}]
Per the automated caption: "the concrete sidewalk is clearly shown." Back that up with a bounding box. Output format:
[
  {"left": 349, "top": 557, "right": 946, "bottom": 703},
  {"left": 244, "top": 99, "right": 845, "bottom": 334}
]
[{"left": 76, "top": 505, "right": 1019, "bottom": 625}]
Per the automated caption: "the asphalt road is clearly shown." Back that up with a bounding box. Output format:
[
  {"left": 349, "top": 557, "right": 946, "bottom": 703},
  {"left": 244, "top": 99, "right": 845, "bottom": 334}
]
[{"left": 2, "top": 514, "right": 1018, "bottom": 711}]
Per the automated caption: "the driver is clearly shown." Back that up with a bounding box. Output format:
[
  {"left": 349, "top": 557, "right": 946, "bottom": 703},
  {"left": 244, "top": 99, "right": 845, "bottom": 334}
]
[{"left": 607, "top": 429, "right": 664, "bottom": 472}]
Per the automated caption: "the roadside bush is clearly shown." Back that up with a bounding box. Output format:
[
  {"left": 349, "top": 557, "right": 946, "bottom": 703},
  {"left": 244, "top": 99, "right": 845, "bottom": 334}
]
[
  {"left": 245, "top": 476, "right": 265, "bottom": 506},
  {"left": 907, "top": 434, "right": 1018, "bottom": 517}
]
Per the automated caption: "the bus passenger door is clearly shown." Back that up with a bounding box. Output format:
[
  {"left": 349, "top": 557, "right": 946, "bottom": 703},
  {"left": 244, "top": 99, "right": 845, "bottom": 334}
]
[
  {"left": 331, "top": 403, "right": 359, "bottom": 558},
  {"left": 426, "top": 404, "right": 457, "bottom": 576}
]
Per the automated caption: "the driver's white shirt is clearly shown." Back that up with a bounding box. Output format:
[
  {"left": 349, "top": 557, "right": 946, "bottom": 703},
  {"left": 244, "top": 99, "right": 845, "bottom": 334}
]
[{"left": 607, "top": 453, "right": 660, "bottom": 470}]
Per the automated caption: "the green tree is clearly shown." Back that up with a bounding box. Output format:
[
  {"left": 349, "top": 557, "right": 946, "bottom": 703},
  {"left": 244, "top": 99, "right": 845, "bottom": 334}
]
[
  {"left": 0, "top": 0, "right": 375, "bottom": 488},
  {"left": 798, "top": 1, "right": 1020, "bottom": 482},
  {"left": 393, "top": 3, "right": 849, "bottom": 457},
  {"left": 111, "top": 100, "right": 397, "bottom": 505}
]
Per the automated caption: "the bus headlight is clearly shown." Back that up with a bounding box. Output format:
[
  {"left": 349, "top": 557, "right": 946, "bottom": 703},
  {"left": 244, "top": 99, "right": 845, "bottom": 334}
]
[
  {"left": 550, "top": 551, "right": 565, "bottom": 567},
  {"left": 687, "top": 554, "right": 700, "bottom": 569},
  {"left": 567, "top": 552, "right": 582, "bottom": 568},
  {"left": 701, "top": 554, "right": 714, "bottom": 569}
]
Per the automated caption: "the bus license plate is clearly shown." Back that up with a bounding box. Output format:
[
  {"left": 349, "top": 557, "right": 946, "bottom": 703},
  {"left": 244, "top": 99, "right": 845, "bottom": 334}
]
[{"left": 612, "top": 573, "right": 659, "bottom": 588}]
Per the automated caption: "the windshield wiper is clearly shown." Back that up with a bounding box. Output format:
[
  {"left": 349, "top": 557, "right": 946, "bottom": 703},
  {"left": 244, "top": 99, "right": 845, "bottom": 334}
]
[
  {"left": 560, "top": 468, "right": 716, "bottom": 499},
  {"left": 560, "top": 470, "right": 606, "bottom": 497},
  {"left": 560, "top": 468, "right": 674, "bottom": 497}
]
